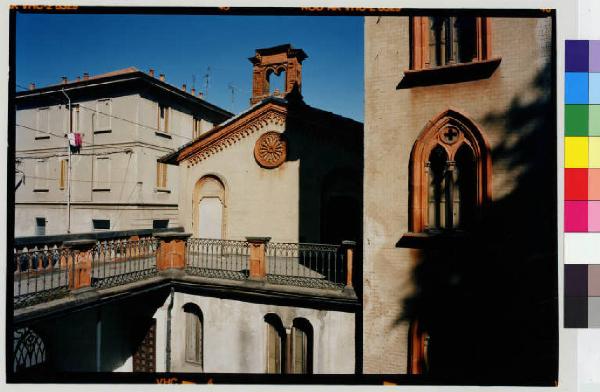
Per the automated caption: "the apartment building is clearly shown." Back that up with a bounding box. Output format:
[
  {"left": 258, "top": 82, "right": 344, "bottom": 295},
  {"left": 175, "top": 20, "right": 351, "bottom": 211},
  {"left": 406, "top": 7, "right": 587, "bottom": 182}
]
[{"left": 15, "top": 67, "right": 232, "bottom": 236}]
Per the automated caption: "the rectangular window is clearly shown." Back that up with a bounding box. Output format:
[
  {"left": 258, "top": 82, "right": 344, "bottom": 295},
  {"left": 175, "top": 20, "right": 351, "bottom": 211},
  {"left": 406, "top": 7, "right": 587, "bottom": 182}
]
[
  {"left": 71, "top": 104, "right": 80, "bottom": 133},
  {"left": 411, "top": 16, "right": 491, "bottom": 70},
  {"left": 35, "top": 107, "right": 50, "bottom": 140},
  {"left": 35, "top": 217, "right": 46, "bottom": 236},
  {"left": 156, "top": 162, "right": 168, "bottom": 189},
  {"left": 152, "top": 219, "right": 169, "bottom": 229},
  {"left": 93, "top": 156, "right": 111, "bottom": 191},
  {"left": 59, "top": 159, "right": 68, "bottom": 190},
  {"left": 193, "top": 116, "right": 201, "bottom": 139},
  {"left": 158, "top": 103, "right": 169, "bottom": 133},
  {"left": 34, "top": 159, "right": 49, "bottom": 191},
  {"left": 92, "top": 219, "right": 110, "bottom": 230},
  {"left": 96, "top": 99, "right": 111, "bottom": 132}
]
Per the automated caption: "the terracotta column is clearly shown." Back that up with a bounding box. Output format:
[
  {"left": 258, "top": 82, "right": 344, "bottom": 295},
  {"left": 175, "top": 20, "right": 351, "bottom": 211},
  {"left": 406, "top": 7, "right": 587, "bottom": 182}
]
[
  {"left": 246, "top": 237, "right": 270, "bottom": 280},
  {"left": 63, "top": 239, "right": 96, "bottom": 291},
  {"left": 154, "top": 232, "right": 192, "bottom": 271},
  {"left": 342, "top": 240, "right": 356, "bottom": 288}
]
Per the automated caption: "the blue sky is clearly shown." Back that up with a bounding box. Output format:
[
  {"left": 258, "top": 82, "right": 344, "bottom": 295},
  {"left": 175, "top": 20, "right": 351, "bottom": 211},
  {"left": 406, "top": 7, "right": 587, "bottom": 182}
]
[{"left": 16, "top": 13, "right": 364, "bottom": 121}]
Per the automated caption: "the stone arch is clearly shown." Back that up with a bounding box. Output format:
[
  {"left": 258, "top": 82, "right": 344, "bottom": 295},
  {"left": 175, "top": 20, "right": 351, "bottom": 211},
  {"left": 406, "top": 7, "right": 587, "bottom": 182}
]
[{"left": 409, "top": 109, "right": 492, "bottom": 232}]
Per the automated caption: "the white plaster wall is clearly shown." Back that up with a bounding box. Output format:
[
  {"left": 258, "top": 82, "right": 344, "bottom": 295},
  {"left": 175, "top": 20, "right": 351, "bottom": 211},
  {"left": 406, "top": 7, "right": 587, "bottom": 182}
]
[{"left": 167, "top": 292, "right": 355, "bottom": 374}]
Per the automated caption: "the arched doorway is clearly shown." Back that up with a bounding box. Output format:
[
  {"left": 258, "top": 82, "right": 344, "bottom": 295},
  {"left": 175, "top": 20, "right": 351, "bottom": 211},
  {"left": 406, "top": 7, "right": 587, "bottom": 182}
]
[{"left": 192, "top": 176, "right": 226, "bottom": 239}]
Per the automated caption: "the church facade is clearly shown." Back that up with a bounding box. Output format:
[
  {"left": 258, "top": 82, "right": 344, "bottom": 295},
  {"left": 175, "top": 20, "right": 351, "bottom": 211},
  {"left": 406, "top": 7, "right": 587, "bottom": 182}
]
[
  {"left": 161, "top": 44, "right": 363, "bottom": 247},
  {"left": 362, "top": 12, "right": 557, "bottom": 381}
]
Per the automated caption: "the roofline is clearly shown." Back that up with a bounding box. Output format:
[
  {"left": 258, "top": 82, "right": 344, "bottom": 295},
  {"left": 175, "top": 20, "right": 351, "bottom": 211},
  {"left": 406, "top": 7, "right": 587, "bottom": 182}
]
[
  {"left": 159, "top": 97, "right": 288, "bottom": 165},
  {"left": 15, "top": 71, "right": 233, "bottom": 118}
]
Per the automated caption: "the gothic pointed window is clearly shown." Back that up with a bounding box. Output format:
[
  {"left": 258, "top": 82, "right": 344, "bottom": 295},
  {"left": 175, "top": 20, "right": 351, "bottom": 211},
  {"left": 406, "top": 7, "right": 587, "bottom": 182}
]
[{"left": 409, "top": 110, "right": 491, "bottom": 233}]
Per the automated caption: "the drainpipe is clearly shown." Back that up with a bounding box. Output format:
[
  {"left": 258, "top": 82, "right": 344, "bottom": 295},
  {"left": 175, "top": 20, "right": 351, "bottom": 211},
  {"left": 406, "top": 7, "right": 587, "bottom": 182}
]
[
  {"left": 166, "top": 287, "right": 174, "bottom": 372},
  {"left": 61, "top": 88, "right": 72, "bottom": 234}
]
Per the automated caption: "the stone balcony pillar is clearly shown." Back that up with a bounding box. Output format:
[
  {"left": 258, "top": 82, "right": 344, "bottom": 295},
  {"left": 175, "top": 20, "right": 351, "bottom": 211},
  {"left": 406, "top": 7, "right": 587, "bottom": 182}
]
[
  {"left": 342, "top": 240, "right": 357, "bottom": 289},
  {"left": 155, "top": 232, "right": 192, "bottom": 271},
  {"left": 246, "top": 237, "right": 271, "bottom": 280},
  {"left": 63, "top": 239, "right": 96, "bottom": 291}
]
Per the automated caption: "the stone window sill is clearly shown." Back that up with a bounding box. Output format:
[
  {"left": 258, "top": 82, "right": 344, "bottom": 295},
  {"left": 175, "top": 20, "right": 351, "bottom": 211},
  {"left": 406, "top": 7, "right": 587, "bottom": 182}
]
[
  {"left": 396, "top": 230, "right": 470, "bottom": 249},
  {"left": 398, "top": 57, "right": 502, "bottom": 88},
  {"left": 155, "top": 131, "right": 172, "bottom": 139}
]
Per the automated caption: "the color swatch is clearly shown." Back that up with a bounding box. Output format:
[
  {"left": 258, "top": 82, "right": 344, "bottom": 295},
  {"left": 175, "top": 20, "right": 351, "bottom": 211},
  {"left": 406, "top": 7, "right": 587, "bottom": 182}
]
[
  {"left": 565, "top": 40, "right": 600, "bottom": 233},
  {"left": 564, "top": 40, "right": 600, "bottom": 328},
  {"left": 565, "top": 264, "right": 600, "bottom": 328}
]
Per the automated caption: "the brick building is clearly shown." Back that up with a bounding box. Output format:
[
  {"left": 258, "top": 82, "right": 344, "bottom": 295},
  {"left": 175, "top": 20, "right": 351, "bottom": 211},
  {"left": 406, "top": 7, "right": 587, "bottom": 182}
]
[{"left": 362, "top": 12, "right": 557, "bottom": 382}]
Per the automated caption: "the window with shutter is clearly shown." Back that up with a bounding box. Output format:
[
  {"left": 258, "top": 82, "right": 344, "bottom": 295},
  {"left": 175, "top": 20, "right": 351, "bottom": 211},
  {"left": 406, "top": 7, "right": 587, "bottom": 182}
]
[{"left": 183, "top": 303, "right": 203, "bottom": 368}]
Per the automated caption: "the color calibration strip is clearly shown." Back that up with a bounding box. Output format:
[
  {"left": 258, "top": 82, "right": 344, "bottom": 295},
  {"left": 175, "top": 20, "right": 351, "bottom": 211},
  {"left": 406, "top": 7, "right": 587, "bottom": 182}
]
[{"left": 565, "top": 40, "right": 600, "bottom": 328}]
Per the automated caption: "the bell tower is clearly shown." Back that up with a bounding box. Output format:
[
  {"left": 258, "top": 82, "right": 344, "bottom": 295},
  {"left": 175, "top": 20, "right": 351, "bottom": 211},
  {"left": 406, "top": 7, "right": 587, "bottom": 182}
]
[{"left": 249, "top": 44, "right": 308, "bottom": 105}]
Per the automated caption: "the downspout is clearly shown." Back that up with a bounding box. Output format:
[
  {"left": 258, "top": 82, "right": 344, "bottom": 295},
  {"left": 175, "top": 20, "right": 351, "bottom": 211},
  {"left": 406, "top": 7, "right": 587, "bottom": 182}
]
[{"left": 166, "top": 287, "right": 174, "bottom": 372}]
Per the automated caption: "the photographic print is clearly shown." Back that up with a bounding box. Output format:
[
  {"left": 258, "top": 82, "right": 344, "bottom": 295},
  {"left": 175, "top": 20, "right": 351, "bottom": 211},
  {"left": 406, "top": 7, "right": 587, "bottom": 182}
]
[{"left": 6, "top": 6, "right": 557, "bottom": 386}]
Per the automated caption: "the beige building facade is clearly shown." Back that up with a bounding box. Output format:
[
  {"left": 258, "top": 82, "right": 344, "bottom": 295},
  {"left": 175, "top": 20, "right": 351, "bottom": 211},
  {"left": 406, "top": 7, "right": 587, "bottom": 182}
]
[
  {"left": 15, "top": 68, "right": 231, "bottom": 237},
  {"left": 363, "top": 13, "right": 557, "bottom": 380},
  {"left": 163, "top": 45, "right": 363, "bottom": 247}
]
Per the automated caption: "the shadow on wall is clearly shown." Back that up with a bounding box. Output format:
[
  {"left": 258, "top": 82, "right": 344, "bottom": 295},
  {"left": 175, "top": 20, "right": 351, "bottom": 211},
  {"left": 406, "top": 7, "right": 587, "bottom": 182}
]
[
  {"left": 29, "top": 288, "right": 170, "bottom": 373},
  {"left": 282, "top": 85, "right": 364, "bottom": 271},
  {"left": 398, "top": 60, "right": 558, "bottom": 385},
  {"left": 282, "top": 86, "right": 364, "bottom": 374}
]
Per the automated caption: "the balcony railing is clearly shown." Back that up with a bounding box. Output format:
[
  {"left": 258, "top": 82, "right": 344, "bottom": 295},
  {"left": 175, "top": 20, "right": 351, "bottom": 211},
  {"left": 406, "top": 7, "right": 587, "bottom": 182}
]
[
  {"left": 12, "top": 233, "right": 356, "bottom": 310},
  {"left": 13, "top": 245, "right": 74, "bottom": 309},
  {"left": 91, "top": 238, "right": 158, "bottom": 289},
  {"left": 186, "top": 238, "right": 249, "bottom": 281},
  {"left": 266, "top": 242, "right": 345, "bottom": 289}
]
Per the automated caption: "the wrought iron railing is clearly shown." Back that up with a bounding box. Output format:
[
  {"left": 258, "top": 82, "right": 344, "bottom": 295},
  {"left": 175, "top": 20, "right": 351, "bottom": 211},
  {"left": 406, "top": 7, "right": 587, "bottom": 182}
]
[
  {"left": 13, "top": 234, "right": 352, "bottom": 310},
  {"left": 13, "top": 245, "right": 74, "bottom": 309},
  {"left": 185, "top": 238, "right": 250, "bottom": 280},
  {"left": 91, "top": 238, "right": 158, "bottom": 288},
  {"left": 266, "top": 242, "right": 345, "bottom": 289}
]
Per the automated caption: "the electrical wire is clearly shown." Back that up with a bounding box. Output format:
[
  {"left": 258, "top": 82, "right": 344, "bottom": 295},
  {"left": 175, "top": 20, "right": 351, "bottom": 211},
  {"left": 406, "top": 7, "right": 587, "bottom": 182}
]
[{"left": 16, "top": 82, "right": 201, "bottom": 142}]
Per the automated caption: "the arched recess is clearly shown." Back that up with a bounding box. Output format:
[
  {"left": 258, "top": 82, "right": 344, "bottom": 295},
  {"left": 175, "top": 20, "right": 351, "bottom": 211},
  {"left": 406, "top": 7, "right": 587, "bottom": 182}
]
[
  {"left": 183, "top": 303, "right": 203, "bottom": 368},
  {"left": 291, "top": 318, "right": 314, "bottom": 374},
  {"left": 267, "top": 65, "right": 287, "bottom": 95},
  {"left": 192, "top": 175, "right": 226, "bottom": 239},
  {"left": 264, "top": 313, "right": 286, "bottom": 374},
  {"left": 409, "top": 109, "right": 492, "bottom": 232}
]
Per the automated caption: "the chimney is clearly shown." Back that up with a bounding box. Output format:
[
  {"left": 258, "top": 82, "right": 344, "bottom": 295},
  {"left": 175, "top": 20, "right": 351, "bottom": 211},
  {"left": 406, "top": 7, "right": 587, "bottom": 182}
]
[
  {"left": 182, "top": 83, "right": 187, "bottom": 92},
  {"left": 159, "top": 73, "right": 165, "bottom": 82},
  {"left": 198, "top": 92, "right": 203, "bottom": 98},
  {"left": 191, "top": 88, "right": 196, "bottom": 95},
  {"left": 61, "top": 76, "right": 68, "bottom": 84},
  {"left": 76, "top": 76, "right": 81, "bottom": 82},
  {"left": 149, "top": 69, "right": 155, "bottom": 77},
  {"left": 28, "top": 83, "right": 35, "bottom": 90},
  {"left": 83, "top": 72, "right": 89, "bottom": 80}
]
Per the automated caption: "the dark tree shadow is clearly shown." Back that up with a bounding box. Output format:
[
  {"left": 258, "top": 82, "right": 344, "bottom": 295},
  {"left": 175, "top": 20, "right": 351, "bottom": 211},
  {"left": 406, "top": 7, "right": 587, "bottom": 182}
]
[{"left": 399, "top": 59, "right": 558, "bottom": 385}]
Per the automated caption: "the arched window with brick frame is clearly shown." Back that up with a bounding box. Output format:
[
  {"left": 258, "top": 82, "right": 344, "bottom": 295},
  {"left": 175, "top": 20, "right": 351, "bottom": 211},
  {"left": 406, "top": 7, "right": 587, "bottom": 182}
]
[{"left": 409, "top": 109, "right": 492, "bottom": 233}]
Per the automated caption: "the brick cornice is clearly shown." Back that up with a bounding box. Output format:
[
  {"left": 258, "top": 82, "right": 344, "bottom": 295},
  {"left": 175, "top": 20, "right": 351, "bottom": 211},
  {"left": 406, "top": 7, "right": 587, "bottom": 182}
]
[{"left": 178, "top": 102, "right": 287, "bottom": 167}]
